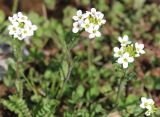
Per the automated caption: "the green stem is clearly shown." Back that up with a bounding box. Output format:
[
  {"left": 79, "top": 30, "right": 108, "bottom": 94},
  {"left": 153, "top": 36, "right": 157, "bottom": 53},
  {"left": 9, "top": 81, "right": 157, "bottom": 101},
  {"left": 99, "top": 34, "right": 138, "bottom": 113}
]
[
  {"left": 12, "top": 39, "right": 22, "bottom": 97},
  {"left": 114, "top": 71, "right": 126, "bottom": 108},
  {"left": 12, "top": 0, "right": 19, "bottom": 13},
  {"left": 64, "top": 46, "right": 73, "bottom": 84},
  {"left": 13, "top": 39, "right": 18, "bottom": 59},
  {"left": 87, "top": 40, "right": 93, "bottom": 77},
  {"left": 56, "top": 39, "right": 73, "bottom": 99},
  {"left": 12, "top": 39, "right": 38, "bottom": 96},
  {"left": 135, "top": 110, "right": 145, "bottom": 117},
  {"left": 90, "top": 0, "right": 93, "bottom": 8},
  {"left": 115, "top": 77, "right": 123, "bottom": 105},
  {"left": 12, "top": 39, "right": 21, "bottom": 78}
]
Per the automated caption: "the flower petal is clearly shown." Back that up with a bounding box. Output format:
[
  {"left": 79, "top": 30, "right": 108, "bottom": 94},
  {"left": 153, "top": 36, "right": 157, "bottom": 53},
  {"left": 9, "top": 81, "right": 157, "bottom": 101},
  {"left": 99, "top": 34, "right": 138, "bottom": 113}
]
[
  {"left": 89, "top": 33, "right": 95, "bottom": 39},
  {"left": 91, "top": 8, "right": 96, "bottom": 13},
  {"left": 72, "top": 27, "right": 79, "bottom": 33},
  {"left": 123, "top": 35, "right": 129, "bottom": 41},
  {"left": 128, "top": 57, "right": 134, "bottom": 62},
  {"left": 95, "top": 31, "right": 101, "bottom": 37},
  {"left": 140, "top": 103, "right": 145, "bottom": 109},
  {"left": 148, "top": 99, "right": 154, "bottom": 105},
  {"left": 123, "top": 52, "right": 129, "bottom": 58},
  {"left": 141, "top": 97, "right": 147, "bottom": 103},
  {"left": 145, "top": 110, "right": 151, "bottom": 116},
  {"left": 118, "top": 37, "right": 122, "bottom": 42},
  {"left": 72, "top": 16, "right": 78, "bottom": 21},
  {"left": 123, "top": 62, "right": 128, "bottom": 68},
  {"left": 140, "top": 50, "right": 145, "bottom": 54},
  {"left": 114, "top": 47, "right": 119, "bottom": 52},
  {"left": 77, "top": 10, "right": 82, "bottom": 16},
  {"left": 117, "top": 57, "right": 123, "bottom": 64}
]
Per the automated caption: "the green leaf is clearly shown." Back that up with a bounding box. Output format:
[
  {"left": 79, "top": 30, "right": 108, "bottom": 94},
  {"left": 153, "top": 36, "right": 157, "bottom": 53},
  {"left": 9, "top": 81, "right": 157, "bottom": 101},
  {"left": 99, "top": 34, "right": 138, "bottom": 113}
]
[
  {"left": 144, "top": 77, "right": 154, "bottom": 90},
  {"left": 2, "top": 95, "right": 31, "bottom": 117},
  {"left": 154, "top": 78, "right": 160, "bottom": 90},
  {"left": 44, "top": 70, "right": 52, "bottom": 79},
  {"left": 126, "top": 94, "right": 138, "bottom": 104},
  {"left": 89, "top": 86, "right": 99, "bottom": 98},
  {"left": 112, "top": 1, "right": 125, "bottom": 14},
  {"left": 63, "top": 6, "right": 77, "bottom": 28},
  {"left": 96, "top": 0, "right": 109, "bottom": 11},
  {"left": 44, "top": 0, "right": 56, "bottom": 10},
  {"left": 133, "top": 0, "right": 145, "bottom": 9},
  {"left": 76, "top": 85, "right": 85, "bottom": 98},
  {"left": 95, "top": 104, "right": 103, "bottom": 113},
  {"left": 34, "top": 98, "right": 59, "bottom": 117},
  {"left": 60, "top": 61, "right": 68, "bottom": 80},
  {"left": 28, "top": 11, "right": 44, "bottom": 24}
]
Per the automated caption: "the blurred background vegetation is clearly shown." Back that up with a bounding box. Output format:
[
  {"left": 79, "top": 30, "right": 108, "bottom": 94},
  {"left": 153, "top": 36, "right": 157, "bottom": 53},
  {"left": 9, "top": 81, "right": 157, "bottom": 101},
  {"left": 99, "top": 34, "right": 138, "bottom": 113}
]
[{"left": 0, "top": 0, "right": 160, "bottom": 116}]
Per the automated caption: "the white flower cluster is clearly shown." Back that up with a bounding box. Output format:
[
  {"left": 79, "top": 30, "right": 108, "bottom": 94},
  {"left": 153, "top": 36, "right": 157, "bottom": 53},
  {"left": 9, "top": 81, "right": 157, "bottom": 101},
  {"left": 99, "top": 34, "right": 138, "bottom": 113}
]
[
  {"left": 72, "top": 8, "right": 106, "bottom": 39},
  {"left": 140, "top": 97, "right": 156, "bottom": 116},
  {"left": 114, "top": 35, "right": 145, "bottom": 68},
  {"left": 8, "top": 12, "right": 37, "bottom": 40}
]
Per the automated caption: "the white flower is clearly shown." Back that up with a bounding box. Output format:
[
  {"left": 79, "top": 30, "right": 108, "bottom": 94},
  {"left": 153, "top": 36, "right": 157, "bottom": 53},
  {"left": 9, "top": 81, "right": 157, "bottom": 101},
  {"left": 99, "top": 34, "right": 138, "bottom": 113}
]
[
  {"left": 8, "top": 12, "right": 37, "bottom": 40},
  {"left": 135, "top": 42, "right": 145, "bottom": 57},
  {"left": 72, "top": 22, "right": 83, "bottom": 33},
  {"left": 17, "top": 12, "right": 28, "bottom": 22},
  {"left": 113, "top": 47, "right": 123, "bottom": 58},
  {"left": 8, "top": 25, "right": 18, "bottom": 36},
  {"left": 95, "top": 11, "right": 103, "bottom": 19},
  {"left": 21, "top": 29, "right": 29, "bottom": 38},
  {"left": 8, "top": 14, "right": 18, "bottom": 24},
  {"left": 145, "top": 105, "right": 155, "bottom": 116},
  {"left": 95, "top": 12, "right": 106, "bottom": 25},
  {"left": 117, "top": 52, "right": 134, "bottom": 68},
  {"left": 72, "top": 10, "right": 83, "bottom": 21},
  {"left": 145, "top": 109, "right": 154, "bottom": 116},
  {"left": 118, "top": 35, "right": 131, "bottom": 46},
  {"left": 90, "top": 8, "right": 97, "bottom": 16},
  {"left": 82, "top": 19, "right": 94, "bottom": 32},
  {"left": 145, "top": 110, "right": 151, "bottom": 116},
  {"left": 88, "top": 25, "right": 101, "bottom": 39},
  {"left": 140, "top": 97, "right": 154, "bottom": 110},
  {"left": 72, "top": 8, "right": 106, "bottom": 38},
  {"left": 140, "top": 97, "right": 155, "bottom": 116},
  {"left": 114, "top": 35, "right": 145, "bottom": 69},
  {"left": 25, "top": 21, "right": 37, "bottom": 36}
]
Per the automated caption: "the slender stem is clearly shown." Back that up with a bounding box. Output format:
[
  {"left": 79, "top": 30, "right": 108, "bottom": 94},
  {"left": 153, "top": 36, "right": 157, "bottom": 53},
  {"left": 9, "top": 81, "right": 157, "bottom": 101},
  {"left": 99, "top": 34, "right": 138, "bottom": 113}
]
[
  {"left": 114, "top": 71, "right": 126, "bottom": 108},
  {"left": 56, "top": 66, "right": 73, "bottom": 99},
  {"left": 125, "top": 80, "right": 129, "bottom": 97},
  {"left": 87, "top": 40, "right": 93, "bottom": 77},
  {"left": 12, "top": 0, "right": 19, "bottom": 13},
  {"left": 56, "top": 40, "right": 73, "bottom": 99},
  {"left": 12, "top": 39, "right": 38, "bottom": 96},
  {"left": 16, "top": 61, "right": 19, "bottom": 79},
  {"left": 64, "top": 63, "right": 73, "bottom": 84},
  {"left": 115, "top": 77, "right": 123, "bottom": 105},
  {"left": 12, "top": 39, "right": 20, "bottom": 78},
  {"left": 88, "top": 40, "right": 91, "bottom": 66},
  {"left": 12, "top": 39, "right": 23, "bottom": 97},
  {"left": 56, "top": 34, "right": 80, "bottom": 99},
  {"left": 64, "top": 39, "right": 73, "bottom": 84},
  {"left": 90, "top": 0, "right": 93, "bottom": 8},
  {"left": 135, "top": 110, "right": 145, "bottom": 117},
  {"left": 42, "top": 4, "right": 48, "bottom": 20}
]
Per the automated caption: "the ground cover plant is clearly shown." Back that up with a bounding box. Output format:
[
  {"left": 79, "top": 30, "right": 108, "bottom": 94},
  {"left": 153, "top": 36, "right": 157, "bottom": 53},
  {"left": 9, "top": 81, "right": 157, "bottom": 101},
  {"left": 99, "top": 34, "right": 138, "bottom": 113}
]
[{"left": 0, "top": 0, "right": 160, "bottom": 117}]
